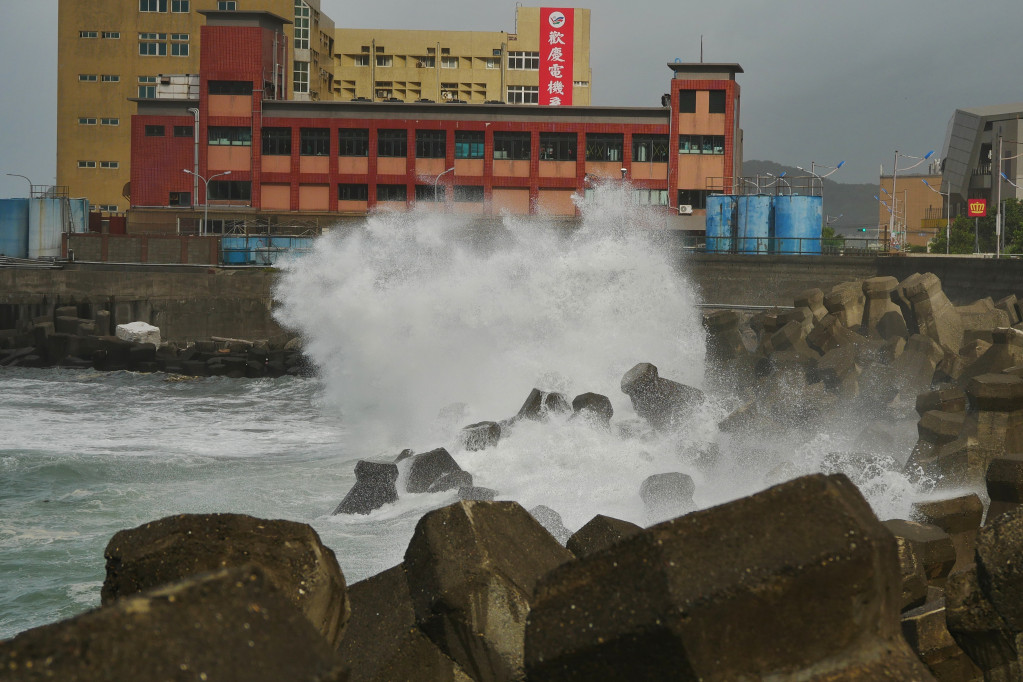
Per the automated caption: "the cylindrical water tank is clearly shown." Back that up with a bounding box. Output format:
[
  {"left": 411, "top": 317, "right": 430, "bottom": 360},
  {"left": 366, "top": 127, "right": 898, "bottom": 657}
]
[
  {"left": 28, "top": 198, "right": 66, "bottom": 259},
  {"left": 705, "top": 195, "right": 735, "bottom": 253},
  {"left": 773, "top": 195, "right": 823, "bottom": 255},
  {"left": 736, "top": 195, "right": 772, "bottom": 254},
  {"left": 0, "top": 199, "right": 30, "bottom": 258}
]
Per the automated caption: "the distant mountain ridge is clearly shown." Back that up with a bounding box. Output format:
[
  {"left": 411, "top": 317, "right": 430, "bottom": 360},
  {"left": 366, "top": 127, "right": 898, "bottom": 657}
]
[{"left": 742, "top": 160, "right": 879, "bottom": 236}]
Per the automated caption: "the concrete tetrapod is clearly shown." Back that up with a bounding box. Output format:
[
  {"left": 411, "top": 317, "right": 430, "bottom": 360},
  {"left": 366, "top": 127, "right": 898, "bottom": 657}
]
[{"left": 524, "top": 474, "right": 934, "bottom": 681}]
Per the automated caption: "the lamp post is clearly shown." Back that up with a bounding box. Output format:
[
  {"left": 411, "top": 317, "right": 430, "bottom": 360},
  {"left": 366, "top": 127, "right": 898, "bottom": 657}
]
[
  {"left": 995, "top": 140, "right": 1023, "bottom": 257},
  {"left": 765, "top": 171, "right": 790, "bottom": 195},
  {"left": 182, "top": 169, "right": 231, "bottom": 235},
  {"left": 921, "top": 178, "right": 950, "bottom": 255},
  {"left": 874, "top": 194, "right": 894, "bottom": 249},
  {"left": 6, "top": 173, "right": 32, "bottom": 197},
  {"left": 887, "top": 150, "right": 934, "bottom": 252},
  {"left": 187, "top": 108, "right": 199, "bottom": 207},
  {"left": 433, "top": 166, "right": 455, "bottom": 202}
]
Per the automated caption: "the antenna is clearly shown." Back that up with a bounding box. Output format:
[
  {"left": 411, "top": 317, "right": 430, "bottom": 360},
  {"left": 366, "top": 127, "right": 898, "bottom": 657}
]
[{"left": 700, "top": 35, "right": 703, "bottom": 63}]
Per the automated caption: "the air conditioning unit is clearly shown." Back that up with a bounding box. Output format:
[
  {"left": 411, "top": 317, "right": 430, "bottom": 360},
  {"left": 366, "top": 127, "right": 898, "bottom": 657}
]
[
  {"left": 678, "top": 205, "right": 693, "bottom": 215},
  {"left": 441, "top": 91, "right": 454, "bottom": 100},
  {"left": 416, "top": 61, "right": 424, "bottom": 68}
]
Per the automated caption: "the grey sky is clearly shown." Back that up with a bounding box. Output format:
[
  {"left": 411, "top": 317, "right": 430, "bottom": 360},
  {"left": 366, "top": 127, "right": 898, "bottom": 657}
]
[{"left": 2, "top": 0, "right": 1021, "bottom": 198}]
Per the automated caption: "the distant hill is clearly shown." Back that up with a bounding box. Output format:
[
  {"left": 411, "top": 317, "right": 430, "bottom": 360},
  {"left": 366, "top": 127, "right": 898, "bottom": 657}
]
[{"left": 742, "top": 160, "right": 879, "bottom": 236}]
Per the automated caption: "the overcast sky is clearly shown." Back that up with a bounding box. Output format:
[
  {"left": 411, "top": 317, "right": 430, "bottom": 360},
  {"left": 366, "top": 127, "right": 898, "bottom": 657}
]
[{"left": 2, "top": 0, "right": 1021, "bottom": 198}]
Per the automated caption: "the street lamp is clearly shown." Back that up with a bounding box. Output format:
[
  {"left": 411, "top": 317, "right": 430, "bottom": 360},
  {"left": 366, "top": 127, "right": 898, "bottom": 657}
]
[
  {"left": 995, "top": 140, "right": 1023, "bottom": 257},
  {"left": 922, "top": 178, "right": 950, "bottom": 255},
  {"left": 765, "top": 171, "right": 790, "bottom": 195},
  {"left": 6, "top": 173, "right": 32, "bottom": 197},
  {"left": 182, "top": 169, "right": 231, "bottom": 235},
  {"left": 433, "top": 166, "right": 455, "bottom": 202},
  {"left": 887, "top": 149, "right": 934, "bottom": 252}
]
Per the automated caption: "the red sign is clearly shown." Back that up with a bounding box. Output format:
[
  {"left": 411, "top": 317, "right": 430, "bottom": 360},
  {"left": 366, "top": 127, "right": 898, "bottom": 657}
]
[
  {"left": 967, "top": 198, "right": 987, "bottom": 217},
  {"left": 539, "top": 8, "right": 573, "bottom": 106}
]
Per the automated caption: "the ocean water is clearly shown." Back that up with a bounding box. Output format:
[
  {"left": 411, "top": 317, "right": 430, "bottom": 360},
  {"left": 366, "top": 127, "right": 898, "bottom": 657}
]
[{"left": 0, "top": 184, "right": 951, "bottom": 639}]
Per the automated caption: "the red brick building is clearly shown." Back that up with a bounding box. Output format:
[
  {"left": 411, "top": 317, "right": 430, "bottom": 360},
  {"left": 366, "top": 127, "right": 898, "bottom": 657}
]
[{"left": 129, "top": 11, "right": 742, "bottom": 233}]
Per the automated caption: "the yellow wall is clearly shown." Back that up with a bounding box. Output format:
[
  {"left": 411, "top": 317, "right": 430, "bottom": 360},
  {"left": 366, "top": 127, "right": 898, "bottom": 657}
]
[
  {"left": 332, "top": 7, "right": 591, "bottom": 104},
  {"left": 57, "top": 0, "right": 336, "bottom": 213},
  {"left": 877, "top": 173, "right": 944, "bottom": 249}
]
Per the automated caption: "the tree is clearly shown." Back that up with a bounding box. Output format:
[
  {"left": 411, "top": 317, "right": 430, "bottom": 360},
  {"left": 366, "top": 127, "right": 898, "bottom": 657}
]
[
  {"left": 821, "top": 225, "right": 845, "bottom": 250},
  {"left": 930, "top": 214, "right": 998, "bottom": 254}
]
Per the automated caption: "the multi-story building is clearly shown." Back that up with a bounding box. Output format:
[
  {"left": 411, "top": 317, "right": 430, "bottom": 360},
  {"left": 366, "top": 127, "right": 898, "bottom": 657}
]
[
  {"left": 57, "top": 0, "right": 336, "bottom": 214},
  {"left": 128, "top": 11, "right": 741, "bottom": 233},
  {"left": 332, "top": 7, "right": 592, "bottom": 105},
  {"left": 876, "top": 171, "right": 944, "bottom": 249}
]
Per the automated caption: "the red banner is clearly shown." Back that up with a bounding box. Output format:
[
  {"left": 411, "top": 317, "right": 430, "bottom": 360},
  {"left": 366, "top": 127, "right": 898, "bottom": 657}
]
[
  {"left": 968, "top": 198, "right": 987, "bottom": 217},
  {"left": 539, "top": 8, "right": 573, "bottom": 106}
]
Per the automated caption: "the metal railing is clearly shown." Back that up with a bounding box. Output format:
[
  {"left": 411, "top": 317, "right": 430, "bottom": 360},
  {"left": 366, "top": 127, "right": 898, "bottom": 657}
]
[{"left": 688, "top": 235, "right": 889, "bottom": 255}]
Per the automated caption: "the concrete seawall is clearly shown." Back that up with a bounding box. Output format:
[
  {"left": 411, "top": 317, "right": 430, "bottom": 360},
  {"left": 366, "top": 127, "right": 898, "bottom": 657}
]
[{"left": 2, "top": 255, "right": 1021, "bottom": 343}]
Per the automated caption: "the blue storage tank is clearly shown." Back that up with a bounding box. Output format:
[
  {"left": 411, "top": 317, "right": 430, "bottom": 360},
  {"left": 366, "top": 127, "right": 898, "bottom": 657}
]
[
  {"left": 221, "top": 237, "right": 251, "bottom": 264},
  {"left": 736, "top": 195, "right": 772, "bottom": 254},
  {"left": 705, "top": 195, "right": 735, "bottom": 253},
  {"left": 68, "top": 199, "right": 90, "bottom": 234},
  {"left": 28, "top": 198, "right": 66, "bottom": 258},
  {"left": 0, "top": 199, "right": 29, "bottom": 258},
  {"left": 773, "top": 195, "right": 823, "bottom": 255}
]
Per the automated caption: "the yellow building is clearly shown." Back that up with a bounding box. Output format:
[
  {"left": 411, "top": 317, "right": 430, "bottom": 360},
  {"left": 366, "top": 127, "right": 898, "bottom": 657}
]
[
  {"left": 877, "top": 172, "right": 945, "bottom": 250},
  {"left": 57, "top": 0, "right": 336, "bottom": 214},
  {"left": 332, "top": 7, "right": 591, "bottom": 105}
]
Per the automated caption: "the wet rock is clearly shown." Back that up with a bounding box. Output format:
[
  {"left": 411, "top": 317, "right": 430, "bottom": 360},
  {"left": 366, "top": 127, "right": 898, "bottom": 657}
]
[
  {"left": 525, "top": 474, "right": 933, "bottom": 681},
  {"left": 394, "top": 448, "right": 415, "bottom": 463},
  {"left": 945, "top": 565, "right": 1020, "bottom": 677},
  {"left": 912, "top": 494, "right": 985, "bottom": 576},
  {"left": 570, "top": 392, "right": 613, "bottom": 427},
  {"left": 428, "top": 469, "right": 473, "bottom": 493},
  {"left": 987, "top": 454, "right": 1023, "bottom": 522},
  {"left": 458, "top": 486, "right": 497, "bottom": 502},
  {"left": 996, "top": 294, "right": 1021, "bottom": 326},
  {"left": 102, "top": 513, "right": 350, "bottom": 647},
  {"left": 404, "top": 501, "right": 574, "bottom": 682},
  {"left": 337, "top": 565, "right": 472, "bottom": 682},
  {"left": 406, "top": 448, "right": 464, "bottom": 494},
  {"left": 891, "top": 333, "right": 945, "bottom": 395},
  {"left": 901, "top": 599, "right": 983, "bottom": 681},
  {"left": 794, "top": 287, "right": 828, "bottom": 322},
  {"left": 824, "top": 280, "right": 866, "bottom": 329},
  {"left": 566, "top": 514, "right": 642, "bottom": 559},
  {"left": 957, "top": 297, "right": 1011, "bottom": 336},
  {"left": 805, "top": 312, "right": 867, "bottom": 356},
  {"left": 639, "top": 472, "right": 695, "bottom": 522},
  {"left": 960, "top": 327, "right": 1023, "bottom": 383},
  {"left": 916, "top": 387, "right": 967, "bottom": 417},
  {"left": 620, "top": 362, "right": 704, "bottom": 431},
  {"left": 460, "top": 421, "right": 502, "bottom": 451},
  {"left": 905, "top": 273, "right": 963, "bottom": 352},
  {"left": 862, "top": 276, "right": 903, "bottom": 337},
  {"left": 529, "top": 505, "right": 572, "bottom": 545},
  {"left": 0, "top": 565, "right": 346, "bottom": 682},
  {"left": 703, "top": 309, "right": 749, "bottom": 361},
  {"left": 975, "top": 506, "right": 1023, "bottom": 632},
  {"left": 808, "top": 342, "right": 861, "bottom": 391},
  {"left": 516, "top": 388, "right": 571, "bottom": 422},
  {"left": 893, "top": 535, "right": 928, "bottom": 613},
  {"left": 333, "top": 460, "right": 399, "bottom": 515},
  {"left": 115, "top": 320, "right": 161, "bottom": 346},
  {"left": 883, "top": 519, "right": 957, "bottom": 587}
]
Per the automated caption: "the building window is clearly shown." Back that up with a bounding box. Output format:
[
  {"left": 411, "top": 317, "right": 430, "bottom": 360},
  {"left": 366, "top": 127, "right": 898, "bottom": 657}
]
[
  {"left": 208, "top": 80, "right": 252, "bottom": 95},
  {"left": 262, "top": 127, "right": 291, "bottom": 155},
  {"left": 138, "top": 76, "right": 156, "bottom": 98},
  {"left": 540, "top": 133, "right": 577, "bottom": 161},
  {"left": 353, "top": 55, "right": 369, "bottom": 66},
  {"left": 338, "top": 129, "right": 369, "bottom": 156},
  {"left": 573, "top": 81, "right": 589, "bottom": 88},
  {"left": 454, "top": 185, "right": 484, "bottom": 202},
  {"left": 169, "top": 191, "right": 190, "bottom": 206},
  {"left": 507, "top": 51, "right": 539, "bottom": 70},
  {"left": 171, "top": 0, "right": 189, "bottom": 11},
  {"left": 300, "top": 127, "right": 330, "bottom": 156},
  {"left": 678, "top": 189, "right": 708, "bottom": 209},
  {"left": 79, "top": 31, "right": 98, "bottom": 39},
  {"left": 485, "top": 58, "right": 499, "bottom": 70},
  {"left": 679, "top": 135, "right": 724, "bottom": 155},
  {"left": 585, "top": 133, "right": 623, "bottom": 162},
  {"left": 101, "top": 75, "right": 119, "bottom": 82},
  {"left": 78, "top": 161, "right": 97, "bottom": 168},
  {"left": 208, "top": 181, "right": 251, "bottom": 201},
  {"left": 678, "top": 90, "right": 696, "bottom": 113},
  {"left": 415, "top": 185, "right": 441, "bottom": 202},
  {"left": 632, "top": 134, "right": 669, "bottom": 163},
  {"left": 415, "top": 130, "right": 446, "bottom": 159},
  {"left": 507, "top": 85, "right": 538, "bottom": 105},
  {"left": 455, "top": 131, "right": 484, "bottom": 159},
  {"left": 208, "top": 126, "right": 251, "bottom": 146},
  {"left": 145, "top": 125, "right": 165, "bottom": 137},
  {"left": 294, "top": 0, "right": 310, "bottom": 50},
  {"left": 102, "top": 31, "right": 120, "bottom": 39},
  {"left": 101, "top": 118, "right": 119, "bottom": 125},
  {"left": 78, "top": 74, "right": 98, "bottom": 82},
  {"left": 440, "top": 56, "right": 458, "bottom": 69},
  {"left": 709, "top": 90, "right": 726, "bottom": 114},
  {"left": 377, "top": 129, "right": 407, "bottom": 157},
  {"left": 96, "top": 204, "right": 119, "bottom": 212},
  {"left": 376, "top": 55, "right": 393, "bottom": 67},
  {"left": 100, "top": 161, "right": 120, "bottom": 169},
  {"left": 170, "top": 34, "right": 189, "bottom": 56},
  {"left": 493, "top": 48, "right": 502, "bottom": 56},
  {"left": 139, "top": 33, "right": 168, "bottom": 56},
  {"left": 78, "top": 117, "right": 97, "bottom": 125},
  {"left": 633, "top": 189, "right": 668, "bottom": 205},
  {"left": 493, "top": 132, "right": 530, "bottom": 160},
  {"left": 173, "top": 125, "right": 193, "bottom": 137},
  {"left": 441, "top": 83, "right": 458, "bottom": 101},
  {"left": 414, "top": 56, "right": 435, "bottom": 67},
  {"left": 338, "top": 184, "right": 368, "bottom": 201},
  {"left": 376, "top": 184, "right": 407, "bottom": 201},
  {"left": 293, "top": 61, "right": 309, "bottom": 94},
  {"left": 217, "top": 1, "right": 237, "bottom": 9},
  {"left": 139, "top": 0, "right": 167, "bottom": 11}
]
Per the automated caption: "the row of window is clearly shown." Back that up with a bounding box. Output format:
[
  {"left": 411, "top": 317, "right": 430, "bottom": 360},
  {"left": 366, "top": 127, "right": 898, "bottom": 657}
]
[
  {"left": 139, "top": 33, "right": 189, "bottom": 57},
  {"left": 145, "top": 125, "right": 195, "bottom": 138},
  {"left": 77, "top": 161, "right": 120, "bottom": 169},
  {"left": 78, "top": 74, "right": 120, "bottom": 82},
  {"left": 356, "top": 55, "right": 502, "bottom": 70},
  {"left": 78, "top": 117, "right": 120, "bottom": 126},
  {"left": 678, "top": 90, "right": 727, "bottom": 115},
  {"left": 139, "top": 0, "right": 234, "bottom": 11},
  {"left": 79, "top": 31, "right": 120, "bottom": 39},
  {"left": 340, "top": 184, "right": 485, "bottom": 202}
]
